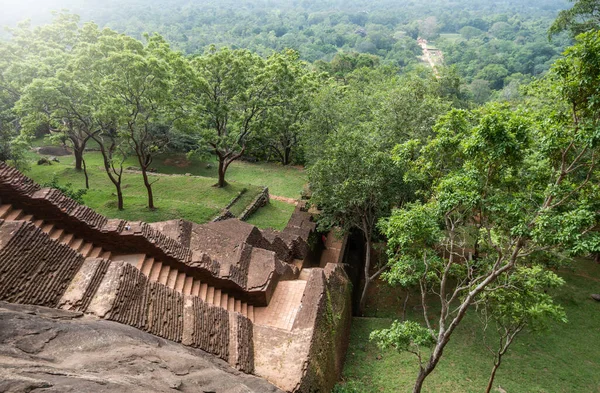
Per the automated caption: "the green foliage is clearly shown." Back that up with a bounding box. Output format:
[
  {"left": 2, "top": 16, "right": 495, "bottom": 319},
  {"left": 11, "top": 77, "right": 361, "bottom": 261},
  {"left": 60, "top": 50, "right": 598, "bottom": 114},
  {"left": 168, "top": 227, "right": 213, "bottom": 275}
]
[
  {"left": 42, "top": 174, "right": 87, "bottom": 204},
  {"left": 377, "top": 33, "right": 600, "bottom": 386},
  {"left": 550, "top": 0, "right": 600, "bottom": 37},
  {"left": 308, "top": 131, "right": 404, "bottom": 235},
  {"left": 478, "top": 266, "right": 567, "bottom": 332},
  {"left": 370, "top": 320, "right": 435, "bottom": 354},
  {"left": 341, "top": 259, "right": 600, "bottom": 392}
]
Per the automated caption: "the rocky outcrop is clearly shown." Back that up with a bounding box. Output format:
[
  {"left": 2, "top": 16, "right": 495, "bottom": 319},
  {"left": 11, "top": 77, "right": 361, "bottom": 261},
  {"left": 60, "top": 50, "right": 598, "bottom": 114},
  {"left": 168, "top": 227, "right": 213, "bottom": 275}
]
[{"left": 0, "top": 301, "right": 283, "bottom": 393}]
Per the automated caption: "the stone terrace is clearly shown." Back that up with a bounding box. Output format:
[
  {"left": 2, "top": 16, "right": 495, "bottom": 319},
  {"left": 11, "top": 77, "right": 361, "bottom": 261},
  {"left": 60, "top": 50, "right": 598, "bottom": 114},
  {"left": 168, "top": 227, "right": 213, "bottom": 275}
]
[{"left": 0, "top": 161, "right": 351, "bottom": 392}]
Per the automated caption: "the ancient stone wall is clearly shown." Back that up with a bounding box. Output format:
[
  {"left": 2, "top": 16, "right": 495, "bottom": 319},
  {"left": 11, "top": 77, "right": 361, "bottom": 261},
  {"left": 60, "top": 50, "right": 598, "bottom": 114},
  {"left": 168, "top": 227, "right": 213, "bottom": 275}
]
[
  {"left": 212, "top": 208, "right": 236, "bottom": 222},
  {"left": 293, "top": 264, "right": 352, "bottom": 393},
  {"left": 239, "top": 187, "right": 270, "bottom": 221},
  {"left": 229, "top": 312, "right": 255, "bottom": 373},
  {"left": 0, "top": 220, "right": 85, "bottom": 308},
  {"left": 182, "top": 296, "right": 230, "bottom": 360}
]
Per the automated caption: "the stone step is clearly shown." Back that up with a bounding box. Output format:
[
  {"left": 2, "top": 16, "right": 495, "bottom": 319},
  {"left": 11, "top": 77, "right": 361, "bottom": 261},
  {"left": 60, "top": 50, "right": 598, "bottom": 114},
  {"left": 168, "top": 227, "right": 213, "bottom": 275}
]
[
  {"left": 141, "top": 257, "right": 154, "bottom": 276},
  {"left": 70, "top": 238, "right": 84, "bottom": 252},
  {"left": 149, "top": 261, "right": 163, "bottom": 282},
  {"left": 89, "top": 247, "right": 103, "bottom": 258},
  {"left": 41, "top": 223, "right": 54, "bottom": 234},
  {"left": 60, "top": 233, "right": 74, "bottom": 246},
  {"left": 49, "top": 228, "right": 64, "bottom": 240},
  {"left": 206, "top": 286, "right": 215, "bottom": 304},
  {"left": 5, "top": 208, "right": 22, "bottom": 220},
  {"left": 0, "top": 204, "right": 11, "bottom": 219},
  {"left": 33, "top": 219, "right": 44, "bottom": 228},
  {"left": 199, "top": 283, "right": 208, "bottom": 301},
  {"left": 167, "top": 269, "right": 178, "bottom": 288},
  {"left": 298, "top": 268, "right": 313, "bottom": 281},
  {"left": 183, "top": 276, "right": 194, "bottom": 296},
  {"left": 111, "top": 253, "right": 145, "bottom": 267},
  {"left": 192, "top": 280, "right": 201, "bottom": 297},
  {"left": 175, "top": 272, "right": 186, "bottom": 292},
  {"left": 213, "top": 289, "right": 221, "bottom": 306},
  {"left": 21, "top": 214, "right": 34, "bottom": 222},
  {"left": 247, "top": 305, "right": 254, "bottom": 322},
  {"left": 80, "top": 242, "right": 94, "bottom": 257},
  {"left": 100, "top": 250, "right": 111, "bottom": 259},
  {"left": 158, "top": 265, "right": 171, "bottom": 286},
  {"left": 220, "top": 292, "right": 228, "bottom": 309}
]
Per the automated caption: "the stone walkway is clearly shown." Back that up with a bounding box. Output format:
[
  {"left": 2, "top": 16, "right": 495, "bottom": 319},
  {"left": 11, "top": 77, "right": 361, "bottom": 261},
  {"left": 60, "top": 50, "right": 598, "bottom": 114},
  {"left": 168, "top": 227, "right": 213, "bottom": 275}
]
[{"left": 254, "top": 280, "right": 307, "bottom": 331}]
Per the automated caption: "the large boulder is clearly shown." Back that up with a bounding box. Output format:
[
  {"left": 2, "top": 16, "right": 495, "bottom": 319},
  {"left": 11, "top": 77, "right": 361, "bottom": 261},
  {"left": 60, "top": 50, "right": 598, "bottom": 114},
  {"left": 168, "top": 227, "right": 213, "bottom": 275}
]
[{"left": 0, "top": 301, "right": 282, "bottom": 393}]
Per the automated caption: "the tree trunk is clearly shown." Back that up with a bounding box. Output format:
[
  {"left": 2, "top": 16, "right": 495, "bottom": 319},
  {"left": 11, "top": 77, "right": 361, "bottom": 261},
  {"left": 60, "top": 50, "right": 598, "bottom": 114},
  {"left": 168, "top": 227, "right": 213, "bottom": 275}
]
[
  {"left": 485, "top": 361, "right": 501, "bottom": 393},
  {"left": 412, "top": 368, "right": 429, "bottom": 393},
  {"left": 358, "top": 235, "right": 372, "bottom": 316},
  {"left": 402, "top": 290, "right": 410, "bottom": 321},
  {"left": 283, "top": 146, "right": 291, "bottom": 166},
  {"left": 82, "top": 157, "right": 89, "bottom": 189},
  {"left": 73, "top": 144, "right": 84, "bottom": 171},
  {"left": 140, "top": 167, "right": 155, "bottom": 210},
  {"left": 216, "top": 158, "right": 227, "bottom": 188},
  {"left": 95, "top": 137, "right": 125, "bottom": 211},
  {"left": 116, "top": 185, "right": 124, "bottom": 210}
]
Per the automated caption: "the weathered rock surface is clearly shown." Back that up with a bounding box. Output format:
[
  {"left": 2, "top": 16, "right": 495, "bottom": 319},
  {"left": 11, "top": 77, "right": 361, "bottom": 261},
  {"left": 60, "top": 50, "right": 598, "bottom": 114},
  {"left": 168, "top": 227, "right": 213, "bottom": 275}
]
[{"left": 0, "top": 302, "right": 282, "bottom": 393}]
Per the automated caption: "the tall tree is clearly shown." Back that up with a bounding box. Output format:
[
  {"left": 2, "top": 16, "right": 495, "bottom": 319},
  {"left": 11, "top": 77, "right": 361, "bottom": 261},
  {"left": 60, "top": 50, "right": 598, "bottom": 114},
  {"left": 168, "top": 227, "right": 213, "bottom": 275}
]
[
  {"left": 309, "top": 130, "right": 406, "bottom": 315},
  {"left": 477, "top": 266, "right": 566, "bottom": 393},
  {"left": 1, "top": 13, "right": 92, "bottom": 170},
  {"left": 17, "top": 72, "right": 98, "bottom": 188},
  {"left": 374, "top": 80, "right": 600, "bottom": 392},
  {"left": 184, "top": 47, "right": 275, "bottom": 187},
  {"left": 254, "top": 50, "right": 318, "bottom": 165},
  {"left": 94, "top": 33, "right": 174, "bottom": 209},
  {"left": 550, "top": 0, "right": 600, "bottom": 37}
]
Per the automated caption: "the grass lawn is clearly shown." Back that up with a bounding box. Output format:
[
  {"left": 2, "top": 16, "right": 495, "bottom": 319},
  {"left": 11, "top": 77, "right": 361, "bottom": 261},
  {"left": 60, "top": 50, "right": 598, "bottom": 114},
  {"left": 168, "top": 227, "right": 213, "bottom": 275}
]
[
  {"left": 246, "top": 199, "right": 296, "bottom": 231},
  {"left": 130, "top": 152, "right": 307, "bottom": 199},
  {"left": 338, "top": 258, "right": 600, "bottom": 393},
  {"left": 438, "top": 33, "right": 462, "bottom": 43},
  {"left": 22, "top": 150, "right": 278, "bottom": 227}
]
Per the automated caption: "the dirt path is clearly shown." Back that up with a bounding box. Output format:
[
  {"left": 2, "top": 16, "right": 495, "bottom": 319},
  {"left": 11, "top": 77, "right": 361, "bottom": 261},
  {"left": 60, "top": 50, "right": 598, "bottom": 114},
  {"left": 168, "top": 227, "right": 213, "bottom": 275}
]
[
  {"left": 270, "top": 195, "right": 298, "bottom": 205},
  {"left": 417, "top": 37, "right": 443, "bottom": 76}
]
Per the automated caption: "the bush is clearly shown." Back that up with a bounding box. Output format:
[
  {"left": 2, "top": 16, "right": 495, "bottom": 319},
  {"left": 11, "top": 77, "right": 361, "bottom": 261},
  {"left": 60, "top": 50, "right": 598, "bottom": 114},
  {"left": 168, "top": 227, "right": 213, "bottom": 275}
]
[{"left": 42, "top": 175, "right": 87, "bottom": 204}]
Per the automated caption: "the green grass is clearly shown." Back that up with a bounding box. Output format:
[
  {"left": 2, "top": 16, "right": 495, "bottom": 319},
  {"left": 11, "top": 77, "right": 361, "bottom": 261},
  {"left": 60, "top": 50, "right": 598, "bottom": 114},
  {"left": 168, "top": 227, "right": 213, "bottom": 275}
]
[
  {"left": 27, "top": 144, "right": 307, "bottom": 226},
  {"left": 23, "top": 149, "right": 288, "bottom": 228},
  {"left": 246, "top": 199, "right": 296, "bottom": 231},
  {"left": 130, "top": 152, "right": 307, "bottom": 199},
  {"left": 339, "top": 258, "right": 600, "bottom": 393},
  {"left": 438, "top": 33, "right": 462, "bottom": 43},
  {"left": 26, "top": 151, "right": 255, "bottom": 224},
  {"left": 228, "top": 188, "right": 258, "bottom": 217}
]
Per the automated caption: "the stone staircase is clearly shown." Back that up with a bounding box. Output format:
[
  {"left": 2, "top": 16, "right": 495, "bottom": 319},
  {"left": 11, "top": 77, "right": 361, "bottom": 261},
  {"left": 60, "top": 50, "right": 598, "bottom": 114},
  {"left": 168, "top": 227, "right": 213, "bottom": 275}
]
[{"left": 0, "top": 203, "right": 254, "bottom": 321}]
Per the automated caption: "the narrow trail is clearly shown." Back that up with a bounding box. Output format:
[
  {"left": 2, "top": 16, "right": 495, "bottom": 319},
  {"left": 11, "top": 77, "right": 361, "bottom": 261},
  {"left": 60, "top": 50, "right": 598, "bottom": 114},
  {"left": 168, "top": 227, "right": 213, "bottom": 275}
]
[
  {"left": 417, "top": 37, "right": 443, "bottom": 77},
  {"left": 270, "top": 195, "right": 298, "bottom": 205}
]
